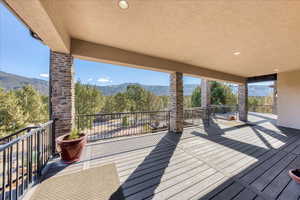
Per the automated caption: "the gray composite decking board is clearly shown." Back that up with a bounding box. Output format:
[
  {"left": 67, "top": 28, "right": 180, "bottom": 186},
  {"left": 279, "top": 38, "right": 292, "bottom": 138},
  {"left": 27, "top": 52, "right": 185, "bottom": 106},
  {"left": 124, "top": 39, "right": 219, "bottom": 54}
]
[
  {"left": 251, "top": 153, "right": 296, "bottom": 192},
  {"left": 278, "top": 136, "right": 300, "bottom": 152},
  {"left": 186, "top": 135, "right": 269, "bottom": 163},
  {"left": 180, "top": 131, "right": 261, "bottom": 152},
  {"left": 166, "top": 173, "right": 228, "bottom": 200},
  {"left": 89, "top": 142, "right": 181, "bottom": 167},
  {"left": 211, "top": 144, "right": 267, "bottom": 168},
  {"left": 291, "top": 144, "right": 300, "bottom": 155},
  {"left": 277, "top": 179, "right": 300, "bottom": 200},
  {"left": 161, "top": 172, "right": 225, "bottom": 200},
  {"left": 120, "top": 155, "right": 202, "bottom": 185},
  {"left": 211, "top": 145, "right": 268, "bottom": 170},
  {"left": 149, "top": 167, "right": 221, "bottom": 200},
  {"left": 189, "top": 178, "right": 231, "bottom": 200},
  {"left": 235, "top": 149, "right": 278, "bottom": 179},
  {"left": 40, "top": 114, "right": 300, "bottom": 200},
  {"left": 89, "top": 142, "right": 178, "bottom": 165},
  {"left": 239, "top": 151, "right": 288, "bottom": 184},
  {"left": 262, "top": 156, "right": 300, "bottom": 199},
  {"left": 253, "top": 196, "right": 265, "bottom": 200},
  {"left": 89, "top": 137, "right": 173, "bottom": 158},
  {"left": 223, "top": 148, "right": 269, "bottom": 175},
  {"left": 209, "top": 182, "right": 244, "bottom": 200},
  {"left": 203, "top": 141, "right": 268, "bottom": 164},
  {"left": 190, "top": 179, "right": 235, "bottom": 200},
  {"left": 115, "top": 149, "right": 185, "bottom": 172},
  {"left": 251, "top": 126, "right": 293, "bottom": 142},
  {"left": 122, "top": 161, "right": 209, "bottom": 196},
  {"left": 195, "top": 134, "right": 269, "bottom": 160},
  {"left": 118, "top": 153, "right": 195, "bottom": 179},
  {"left": 121, "top": 159, "right": 206, "bottom": 188},
  {"left": 183, "top": 130, "right": 260, "bottom": 148},
  {"left": 231, "top": 188, "right": 257, "bottom": 200},
  {"left": 125, "top": 168, "right": 219, "bottom": 200}
]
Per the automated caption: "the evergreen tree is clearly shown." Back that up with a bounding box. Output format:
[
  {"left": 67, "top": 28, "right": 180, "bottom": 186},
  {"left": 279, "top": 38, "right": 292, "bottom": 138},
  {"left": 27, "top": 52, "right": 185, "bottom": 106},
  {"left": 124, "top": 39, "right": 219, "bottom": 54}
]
[
  {"left": 15, "top": 85, "right": 46, "bottom": 123},
  {"left": 191, "top": 87, "right": 201, "bottom": 107},
  {"left": 0, "top": 89, "right": 27, "bottom": 136},
  {"left": 75, "top": 82, "right": 104, "bottom": 114}
]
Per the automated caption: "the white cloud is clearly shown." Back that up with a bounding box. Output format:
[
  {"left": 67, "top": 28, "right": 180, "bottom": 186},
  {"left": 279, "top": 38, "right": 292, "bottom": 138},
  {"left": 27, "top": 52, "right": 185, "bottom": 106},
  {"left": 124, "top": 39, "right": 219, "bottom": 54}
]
[
  {"left": 39, "top": 73, "right": 49, "bottom": 78},
  {"left": 87, "top": 78, "right": 93, "bottom": 82},
  {"left": 97, "top": 77, "right": 112, "bottom": 83}
]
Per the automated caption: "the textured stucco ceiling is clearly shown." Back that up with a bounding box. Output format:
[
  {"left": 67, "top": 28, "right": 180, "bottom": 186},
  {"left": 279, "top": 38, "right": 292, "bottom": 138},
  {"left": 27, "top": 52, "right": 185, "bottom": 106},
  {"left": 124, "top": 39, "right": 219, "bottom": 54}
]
[{"left": 10, "top": 0, "right": 300, "bottom": 77}]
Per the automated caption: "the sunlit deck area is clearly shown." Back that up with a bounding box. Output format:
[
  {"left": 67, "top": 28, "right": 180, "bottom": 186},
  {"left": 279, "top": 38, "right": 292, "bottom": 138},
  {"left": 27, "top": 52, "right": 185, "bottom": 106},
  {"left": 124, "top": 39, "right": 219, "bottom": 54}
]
[{"left": 36, "top": 112, "right": 300, "bottom": 200}]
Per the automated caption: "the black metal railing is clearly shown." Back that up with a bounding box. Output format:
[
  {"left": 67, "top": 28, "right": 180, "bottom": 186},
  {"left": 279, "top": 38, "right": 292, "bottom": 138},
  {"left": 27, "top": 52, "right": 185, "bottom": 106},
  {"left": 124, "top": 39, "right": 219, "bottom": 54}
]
[
  {"left": 183, "top": 107, "right": 208, "bottom": 127},
  {"left": 0, "top": 121, "right": 54, "bottom": 200},
  {"left": 209, "top": 105, "right": 238, "bottom": 120},
  {"left": 76, "top": 111, "right": 170, "bottom": 141},
  {"left": 77, "top": 108, "right": 213, "bottom": 141},
  {"left": 248, "top": 105, "right": 273, "bottom": 113}
]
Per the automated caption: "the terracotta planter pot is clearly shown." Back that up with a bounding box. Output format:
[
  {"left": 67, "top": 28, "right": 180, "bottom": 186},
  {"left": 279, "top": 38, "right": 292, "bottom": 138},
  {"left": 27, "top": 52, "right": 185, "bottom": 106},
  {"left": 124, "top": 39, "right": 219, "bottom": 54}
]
[
  {"left": 289, "top": 169, "right": 300, "bottom": 184},
  {"left": 56, "top": 134, "right": 86, "bottom": 164}
]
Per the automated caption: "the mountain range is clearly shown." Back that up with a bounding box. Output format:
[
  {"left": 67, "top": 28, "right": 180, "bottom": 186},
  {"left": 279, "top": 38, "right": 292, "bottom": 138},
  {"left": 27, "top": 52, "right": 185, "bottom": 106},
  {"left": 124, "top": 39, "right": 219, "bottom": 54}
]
[{"left": 0, "top": 71, "right": 273, "bottom": 96}]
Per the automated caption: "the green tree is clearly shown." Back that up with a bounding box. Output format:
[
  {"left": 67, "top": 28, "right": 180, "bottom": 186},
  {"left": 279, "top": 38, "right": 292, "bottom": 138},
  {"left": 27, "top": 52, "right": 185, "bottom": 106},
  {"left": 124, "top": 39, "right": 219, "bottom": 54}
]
[
  {"left": 101, "top": 96, "right": 115, "bottom": 113},
  {"left": 112, "top": 92, "right": 129, "bottom": 112},
  {"left": 0, "top": 89, "right": 27, "bottom": 136},
  {"left": 15, "top": 85, "right": 46, "bottom": 123},
  {"left": 190, "top": 81, "right": 237, "bottom": 107},
  {"left": 75, "top": 82, "right": 104, "bottom": 115},
  {"left": 191, "top": 87, "right": 201, "bottom": 107},
  {"left": 210, "top": 81, "right": 226, "bottom": 105},
  {"left": 126, "top": 85, "right": 147, "bottom": 111}
]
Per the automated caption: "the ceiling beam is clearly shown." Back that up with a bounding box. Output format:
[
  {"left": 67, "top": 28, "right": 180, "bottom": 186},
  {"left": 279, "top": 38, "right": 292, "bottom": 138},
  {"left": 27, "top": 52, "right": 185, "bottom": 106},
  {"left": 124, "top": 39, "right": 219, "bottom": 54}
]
[
  {"left": 3, "top": 0, "right": 70, "bottom": 53},
  {"left": 71, "top": 39, "right": 246, "bottom": 84},
  {"left": 247, "top": 74, "right": 277, "bottom": 83}
]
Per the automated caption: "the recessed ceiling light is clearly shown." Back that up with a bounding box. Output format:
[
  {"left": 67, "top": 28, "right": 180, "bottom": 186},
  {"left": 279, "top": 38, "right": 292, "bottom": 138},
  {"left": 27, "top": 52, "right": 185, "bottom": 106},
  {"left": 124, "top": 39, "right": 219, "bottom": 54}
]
[
  {"left": 233, "top": 52, "right": 241, "bottom": 56},
  {"left": 274, "top": 69, "right": 279, "bottom": 72},
  {"left": 119, "top": 0, "right": 129, "bottom": 9}
]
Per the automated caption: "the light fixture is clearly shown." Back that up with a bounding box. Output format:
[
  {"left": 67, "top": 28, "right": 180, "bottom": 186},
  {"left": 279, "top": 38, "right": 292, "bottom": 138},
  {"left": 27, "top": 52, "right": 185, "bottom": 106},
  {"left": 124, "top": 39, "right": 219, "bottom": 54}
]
[
  {"left": 233, "top": 51, "right": 241, "bottom": 56},
  {"left": 119, "top": 0, "right": 129, "bottom": 9},
  {"left": 274, "top": 69, "right": 279, "bottom": 72}
]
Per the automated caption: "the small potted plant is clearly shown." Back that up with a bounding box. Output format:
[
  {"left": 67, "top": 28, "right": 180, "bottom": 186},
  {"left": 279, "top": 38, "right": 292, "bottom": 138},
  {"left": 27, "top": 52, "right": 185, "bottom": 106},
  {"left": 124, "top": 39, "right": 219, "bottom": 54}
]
[
  {"left": 289, "top": 169, "right": 300, "bottom": 184},
  {"left": 56, "top": 128, "right": 86, "bottom": 164}
]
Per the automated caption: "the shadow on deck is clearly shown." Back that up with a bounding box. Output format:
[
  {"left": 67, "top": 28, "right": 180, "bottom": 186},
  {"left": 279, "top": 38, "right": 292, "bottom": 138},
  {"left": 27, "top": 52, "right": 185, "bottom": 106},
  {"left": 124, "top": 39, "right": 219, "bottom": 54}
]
[{"left": 31, "top": 113, "right": 300, "bottom": 200}]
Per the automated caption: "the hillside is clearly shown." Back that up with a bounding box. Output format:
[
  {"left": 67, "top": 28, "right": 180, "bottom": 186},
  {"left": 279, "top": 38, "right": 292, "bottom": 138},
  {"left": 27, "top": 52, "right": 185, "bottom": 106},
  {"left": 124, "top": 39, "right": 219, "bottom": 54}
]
[
  {"left": 0, "top": 71, "right": 273, "bottom": 96},
  {"left": 97, "top": 83, "right": 198, "bottom": 96},
  {"left": 0, "top": 71, "right": 49, "bottom": 95}
]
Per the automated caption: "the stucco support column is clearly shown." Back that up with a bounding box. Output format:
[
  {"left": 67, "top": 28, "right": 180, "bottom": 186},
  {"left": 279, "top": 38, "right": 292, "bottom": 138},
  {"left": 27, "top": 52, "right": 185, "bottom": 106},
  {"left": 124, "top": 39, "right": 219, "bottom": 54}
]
[
  {"left": 273, "top": 81, "right": 277, "bottom": 114},
  {"left": 201, "top": 79, "right": 211, "bottom": 107},
  {"left": 49, "top": 50, "right": 75, "bottom": 138},
  {"left": 169, "top": 72, "right": 183, "bottom": 133},
  {"left": 238, "top": 83, "right": 248, "bottom": 122}
]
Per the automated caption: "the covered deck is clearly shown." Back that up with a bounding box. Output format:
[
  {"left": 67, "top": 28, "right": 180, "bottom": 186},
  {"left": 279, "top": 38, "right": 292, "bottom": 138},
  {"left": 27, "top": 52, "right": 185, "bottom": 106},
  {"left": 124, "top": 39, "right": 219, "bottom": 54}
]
[{"left": 38, "top": 113, "right": 300, "bottom": 200}]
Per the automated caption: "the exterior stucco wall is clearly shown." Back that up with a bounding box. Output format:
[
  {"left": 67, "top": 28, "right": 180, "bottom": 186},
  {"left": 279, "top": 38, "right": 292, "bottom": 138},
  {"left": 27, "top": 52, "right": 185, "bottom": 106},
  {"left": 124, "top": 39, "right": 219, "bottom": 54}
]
[{"left": 277, "top": 70, "right": 300, "bottom": 130}]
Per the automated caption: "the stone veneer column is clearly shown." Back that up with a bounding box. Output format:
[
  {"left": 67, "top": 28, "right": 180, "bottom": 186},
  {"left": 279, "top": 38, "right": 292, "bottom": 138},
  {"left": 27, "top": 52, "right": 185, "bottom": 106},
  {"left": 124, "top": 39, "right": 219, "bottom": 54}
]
[
  {"left": 49, "top": 50, "right": 75, "bottom": 138},
  {"left": 238, "top": 83, "right": 248, "bottom": 122},
  {"left": 201, "top": 79, "right": 211, "bottom": 107},
  {"left": 273, "top": 81, "right": 277, "bottom": 114},
  {"left": 169, "top": 72, "right": 184, "bottom": 133}
]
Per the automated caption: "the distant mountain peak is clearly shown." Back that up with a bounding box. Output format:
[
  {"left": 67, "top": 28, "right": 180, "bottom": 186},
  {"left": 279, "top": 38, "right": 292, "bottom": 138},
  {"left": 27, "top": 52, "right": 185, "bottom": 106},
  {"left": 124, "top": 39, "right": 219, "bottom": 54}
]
[{"left": 0, "top": 71, "right": 273, "bottom": 97}]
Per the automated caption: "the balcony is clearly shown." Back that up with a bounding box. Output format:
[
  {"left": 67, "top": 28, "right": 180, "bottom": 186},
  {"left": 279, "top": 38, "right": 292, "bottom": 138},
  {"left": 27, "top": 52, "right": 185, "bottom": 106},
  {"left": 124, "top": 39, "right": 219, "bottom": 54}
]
[{"left": 1, "top": 110, "right": 300, "bottom": 200}]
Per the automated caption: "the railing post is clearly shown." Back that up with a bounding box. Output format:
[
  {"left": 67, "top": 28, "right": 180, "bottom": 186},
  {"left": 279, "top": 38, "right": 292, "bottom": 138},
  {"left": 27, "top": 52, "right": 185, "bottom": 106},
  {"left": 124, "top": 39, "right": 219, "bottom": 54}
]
[
  {"left": 168, "top": 111, "right": 171, "bottom": 132},
  {"left": 37, "top": 130, "right": 41, "bottom": 176},
  {"left": 51, "top": 119, "right": 57, "bottom": 156}
]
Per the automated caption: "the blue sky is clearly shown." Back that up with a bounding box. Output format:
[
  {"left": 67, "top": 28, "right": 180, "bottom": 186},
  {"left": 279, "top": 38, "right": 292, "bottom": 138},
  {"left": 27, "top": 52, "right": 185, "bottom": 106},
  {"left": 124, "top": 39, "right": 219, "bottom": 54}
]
[
  {"left": 0, "top": 3, "right": 201, "bottom": 86},
  {"left": 0, "top": 3, "right": 272, "bottom": 87}
]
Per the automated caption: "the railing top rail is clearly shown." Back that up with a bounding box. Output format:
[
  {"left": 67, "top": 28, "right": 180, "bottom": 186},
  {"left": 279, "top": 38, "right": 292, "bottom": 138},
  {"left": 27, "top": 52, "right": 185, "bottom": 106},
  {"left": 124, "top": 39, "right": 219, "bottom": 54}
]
[
  {"left": 209, "top": 104, "right": 237, "bottom": 107},
  {"left": 0, "top": 120, "right": 53, "bottom": 151},
  {"left": 0, "top": 125, "right": 40, "bottom": 142},
  {"left": 76, "top": 110, "right": 170, "bottom": 117}
]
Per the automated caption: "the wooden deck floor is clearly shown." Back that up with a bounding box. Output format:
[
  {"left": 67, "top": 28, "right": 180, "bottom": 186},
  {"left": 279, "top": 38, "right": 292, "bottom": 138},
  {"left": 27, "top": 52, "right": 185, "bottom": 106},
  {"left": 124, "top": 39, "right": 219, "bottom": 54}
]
[{"left": 43, "top": 113, "right": 300, "bottom": 200}]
